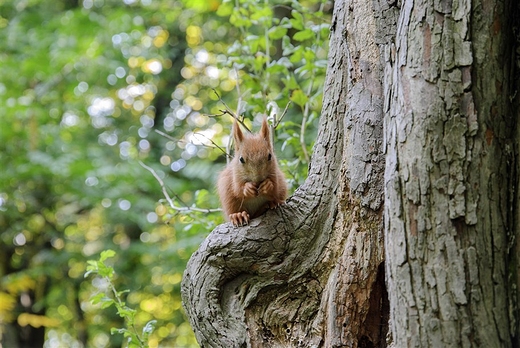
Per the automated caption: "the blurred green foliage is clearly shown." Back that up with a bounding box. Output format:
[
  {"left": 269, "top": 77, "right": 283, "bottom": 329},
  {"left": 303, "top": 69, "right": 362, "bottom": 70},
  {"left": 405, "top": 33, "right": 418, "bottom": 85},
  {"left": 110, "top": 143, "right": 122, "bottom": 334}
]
[
  {"left": 0, "top": 0, "right": 330, "bottom": 347},
  {"left": 86, "top": 250, "right": 158, "bottom": 348}
]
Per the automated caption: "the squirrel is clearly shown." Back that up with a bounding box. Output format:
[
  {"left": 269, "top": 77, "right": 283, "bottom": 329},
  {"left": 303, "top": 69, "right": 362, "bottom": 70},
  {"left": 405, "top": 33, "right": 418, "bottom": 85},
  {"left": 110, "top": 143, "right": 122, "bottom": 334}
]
[{"left": 217, "top": 118, "right": 287, "bottom": 227}]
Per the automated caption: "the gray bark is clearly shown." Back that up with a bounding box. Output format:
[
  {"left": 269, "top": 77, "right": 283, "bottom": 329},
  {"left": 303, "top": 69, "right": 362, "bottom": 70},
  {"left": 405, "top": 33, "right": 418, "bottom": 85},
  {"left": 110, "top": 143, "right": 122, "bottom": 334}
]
[
  {"left": 181, "top": 0, "right": 520, "bottom": 346},
  {"left": 384, "top": 0, "right": 519, "bottom": 346},
  {"left": 181, "top": 0, "right": 388, "bottom": 346}
]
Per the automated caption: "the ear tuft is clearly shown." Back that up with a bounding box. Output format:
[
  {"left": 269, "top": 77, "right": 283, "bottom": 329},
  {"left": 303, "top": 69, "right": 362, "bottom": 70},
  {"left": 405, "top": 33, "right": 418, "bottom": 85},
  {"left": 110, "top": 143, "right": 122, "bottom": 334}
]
[
  {"left": 260, "top": 118, "right": 270, "bottom": 143},
  {"left": 233, "top": 119, "right": 244, "bottom": 145}
]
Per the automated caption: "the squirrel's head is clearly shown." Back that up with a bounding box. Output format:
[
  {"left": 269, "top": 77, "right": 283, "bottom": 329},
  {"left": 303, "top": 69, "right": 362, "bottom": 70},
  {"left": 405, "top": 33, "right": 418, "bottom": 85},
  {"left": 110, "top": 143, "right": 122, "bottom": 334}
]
[{"left": 233, "top": 118, "right": 275, "bottom": 184}]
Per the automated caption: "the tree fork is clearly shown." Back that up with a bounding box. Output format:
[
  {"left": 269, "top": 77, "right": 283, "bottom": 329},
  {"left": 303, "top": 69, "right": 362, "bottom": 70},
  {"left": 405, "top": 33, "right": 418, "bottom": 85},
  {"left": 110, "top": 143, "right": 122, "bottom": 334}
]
[{"left": 181, "top": 0, "right": 390, "bottom": 346}]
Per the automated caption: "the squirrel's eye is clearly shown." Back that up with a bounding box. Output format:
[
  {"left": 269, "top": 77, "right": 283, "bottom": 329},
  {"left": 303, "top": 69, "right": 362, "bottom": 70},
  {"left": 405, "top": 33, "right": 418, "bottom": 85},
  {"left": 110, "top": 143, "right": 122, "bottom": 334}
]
[
  {"left": 268, "top": 153, "right": 272, "bottom": 161},
  {"left": 239, "top": 156, "right": 245, "bottom": 164}
]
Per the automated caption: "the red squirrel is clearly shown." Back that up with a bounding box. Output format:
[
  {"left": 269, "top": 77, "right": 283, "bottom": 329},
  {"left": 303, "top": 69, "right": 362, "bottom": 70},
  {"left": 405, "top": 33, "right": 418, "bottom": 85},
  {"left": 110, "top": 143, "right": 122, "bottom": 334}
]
[{"left": 217, "top": 118, "right": 287, "bottom": 226}]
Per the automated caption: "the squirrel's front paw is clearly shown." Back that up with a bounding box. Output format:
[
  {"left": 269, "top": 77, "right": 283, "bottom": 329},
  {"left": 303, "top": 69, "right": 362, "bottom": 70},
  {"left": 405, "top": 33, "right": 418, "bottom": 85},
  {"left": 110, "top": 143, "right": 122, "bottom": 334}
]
[
  {"left": 243, "top": 182, "right": 258, "bottom": 198},
  {"left": 229, "top": 211, "right": 250, "bottom": 227},
  {"left": 258, "top": 179, "right": 274, "bottom": 196}
]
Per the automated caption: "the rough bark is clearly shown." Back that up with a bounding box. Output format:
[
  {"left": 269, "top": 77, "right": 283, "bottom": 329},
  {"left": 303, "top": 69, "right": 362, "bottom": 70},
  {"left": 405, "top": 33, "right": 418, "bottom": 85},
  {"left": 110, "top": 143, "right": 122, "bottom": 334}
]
[
  {"left": 384, "top": 0, "right": 519, "bottom": 346},
  {"left": 182, "top": 0, "right": 520, "bottom": 346},
  {"left": 181, "top": 0, "right": 389, "bottom": 346}
]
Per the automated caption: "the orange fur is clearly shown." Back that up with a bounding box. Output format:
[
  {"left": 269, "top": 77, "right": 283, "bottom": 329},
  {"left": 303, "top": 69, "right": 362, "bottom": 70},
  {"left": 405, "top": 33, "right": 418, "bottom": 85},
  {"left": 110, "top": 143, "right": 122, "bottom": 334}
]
[{"left": 217, "top": 118, "right": 287, "bottom": 226}]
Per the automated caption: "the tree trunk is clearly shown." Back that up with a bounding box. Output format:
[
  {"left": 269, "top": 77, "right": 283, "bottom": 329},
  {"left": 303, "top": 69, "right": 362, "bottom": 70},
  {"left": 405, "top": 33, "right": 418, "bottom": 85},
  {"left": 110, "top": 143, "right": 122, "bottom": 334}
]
[
  {"left": 181, "top": 0, "right": 519, "bottom": 346},
  {"left": 384, "top": 0, "right": 519, "bottom": 346}
]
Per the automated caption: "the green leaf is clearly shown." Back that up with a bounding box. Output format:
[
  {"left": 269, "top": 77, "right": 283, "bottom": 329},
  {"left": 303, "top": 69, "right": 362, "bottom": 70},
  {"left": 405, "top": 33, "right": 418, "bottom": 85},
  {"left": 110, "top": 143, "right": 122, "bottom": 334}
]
[
  {"left": 266, "top": 63, "right": 288, "bottom": 75},
  {"left": 250, "top": 7, "right": 272, "bottom": 22},
  {"left": 230, "top": 12, "right": 252, "bottom": 27},
  {"left": 118, "top": 307, "right": 136, "bottom": 318},
  {"left": 216, "top": 2, "right": 233, "bottom": 17},
  {"left": 100, "top": 299, "right": 114, "bottom": 309},
  {"left": 282, "top": 75, "right": 300, "bottom": 90},
  {"left": 90, "top": 293, "right": 106, "bottom": 305},
  {"left": 97, "top": 263, "right": 114, "bottom": 278},
  {"left": 268, "top": 26, "right": 288, "bottom": 40},
  {"left": 84, "top": 260, "right": 99, "bottom": 277},
  {"left": 303, "top": 47, "right": 317, "bottom": 62},
  {"left": 293, "top": 29, "right": 314, "bottom": 42},
  {"left": 252, "top": 54, "right": 268, "bottom": 72},
  {"left": 99, "top": 249, "right": 116, "bottom": 262},
  {"left": 290, "top": 89, "right": 308, "bottom": 107},
  {"left": 290, "top": 10, "right": 304, "bottom": 30},
  {"left": 289, "top": 46, "right": 305, "bottom": 63},
  {"left": 245, "top": 35, "right": 261, "bottom": 53},
  {"left": 117, "top": 289, "right": 131, "bottom": 297}
]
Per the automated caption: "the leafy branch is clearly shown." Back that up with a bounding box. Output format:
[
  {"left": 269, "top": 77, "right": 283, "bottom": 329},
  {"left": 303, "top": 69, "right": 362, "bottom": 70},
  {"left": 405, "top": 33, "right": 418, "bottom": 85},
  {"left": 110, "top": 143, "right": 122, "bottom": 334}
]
[
  {"left": 218, "top": 0, "right": 330, "bottom": 172},
  {"left": 85, "top": 250, "right": 157, "bottom": 348}
]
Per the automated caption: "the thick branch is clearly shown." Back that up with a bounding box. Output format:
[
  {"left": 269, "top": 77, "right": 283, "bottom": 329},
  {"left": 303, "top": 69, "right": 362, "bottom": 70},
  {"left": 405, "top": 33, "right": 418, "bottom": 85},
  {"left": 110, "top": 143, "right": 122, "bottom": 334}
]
[
  {"left": 181, "top": 0, "right": 390, "bottom": 346},
  {"left": 181, "top": 37, "right": 346, "bottom": 343},
  {"left": 181, "top": 163, "right": 341, "bottom": 347}
]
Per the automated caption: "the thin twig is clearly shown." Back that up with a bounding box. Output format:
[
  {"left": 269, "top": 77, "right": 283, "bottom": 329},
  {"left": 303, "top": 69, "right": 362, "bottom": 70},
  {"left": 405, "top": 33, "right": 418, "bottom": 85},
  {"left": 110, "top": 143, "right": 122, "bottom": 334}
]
[
  {"left": 212, "top": 90, "right": 236, "bottom": 118},
  {"left": 193, "top": 132, "right": 230, "bottom": 157},
  {"left": 274, "top": 101, "right": 292, "bottom": 128},
  {"left": 205, "top": 109, "right": 235, "bottom": 119},
  {"left": 107, "top": 281, "right": 144, "bottom": 346},
  {"left": 155, "top": 129, "right": 228, "bottom": 156},
  {"left": 138, "top": 161, "right": 222, "bottom": 213},
  {"left": 234, "top": 66, "right": 243, "bottom": 120},
  {"left": 154, "top": 129, "right": 179, "bottom": 143},
  {"left": 211, "top": 89, "right": 251, "bottom": 132}
]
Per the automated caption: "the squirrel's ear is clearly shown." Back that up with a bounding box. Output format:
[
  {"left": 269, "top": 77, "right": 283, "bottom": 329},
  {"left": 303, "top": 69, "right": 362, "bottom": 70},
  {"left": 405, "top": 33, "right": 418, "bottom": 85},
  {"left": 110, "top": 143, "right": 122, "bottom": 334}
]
[
  {"left": 233, "top": 119, "right": 244, "bottom": 144},
  {"left": 260, "top": 118, "right": 270, "bottom": 143}
]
